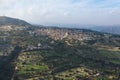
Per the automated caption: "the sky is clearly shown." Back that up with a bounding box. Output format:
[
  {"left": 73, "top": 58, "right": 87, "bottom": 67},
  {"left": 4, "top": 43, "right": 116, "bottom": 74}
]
[{"left": 0, "top": 0, "right": 120, "bottom": 26}]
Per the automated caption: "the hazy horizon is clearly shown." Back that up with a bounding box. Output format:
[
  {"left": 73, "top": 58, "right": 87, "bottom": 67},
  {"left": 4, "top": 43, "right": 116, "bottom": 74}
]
[{"left": 0, "top": 0, "right": 120, "bottom": 26}]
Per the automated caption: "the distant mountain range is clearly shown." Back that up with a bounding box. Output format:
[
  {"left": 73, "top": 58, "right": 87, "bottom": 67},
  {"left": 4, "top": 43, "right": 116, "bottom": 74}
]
[
  {"left": 56, "top": 24, "right": 120, "bottom": 35},
  {"left": 0, "top": 16, "right": 120, "bottom": 35},
  {"left": 89, "top": 26, "right": 120, "bottom": 35}
]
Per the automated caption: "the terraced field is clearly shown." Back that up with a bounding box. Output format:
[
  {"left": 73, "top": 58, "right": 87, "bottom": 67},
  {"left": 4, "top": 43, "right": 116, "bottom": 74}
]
[{"left": 14, "top": 42, "right": 120, "bottom": 80}]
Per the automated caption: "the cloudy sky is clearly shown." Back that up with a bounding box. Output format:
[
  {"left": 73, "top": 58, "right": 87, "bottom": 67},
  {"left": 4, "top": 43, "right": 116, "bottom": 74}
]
[{"left": 0, "top": 0, "right": 120, "bottom": 26}]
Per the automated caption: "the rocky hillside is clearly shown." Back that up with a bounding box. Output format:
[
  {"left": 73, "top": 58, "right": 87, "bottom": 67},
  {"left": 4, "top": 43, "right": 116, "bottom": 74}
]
[{"left": 0, "top": 16, "right": 31, "bottom": 31}]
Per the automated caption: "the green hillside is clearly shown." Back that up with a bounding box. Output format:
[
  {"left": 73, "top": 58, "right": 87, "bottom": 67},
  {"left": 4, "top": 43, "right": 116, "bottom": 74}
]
[{"left": 0, "top": 18, "right": 120, "bottom": 80}]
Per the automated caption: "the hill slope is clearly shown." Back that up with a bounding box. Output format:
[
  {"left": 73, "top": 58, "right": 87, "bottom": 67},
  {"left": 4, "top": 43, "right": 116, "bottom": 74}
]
[
  {"left": 0, "top": 17, "right": 120, "bottom": 80},
  {"left": 0, "top": 16, "right": 31, "bottom": 26},
  {"left": 0, "top": 16, "right": 32, "bottom": 31}
]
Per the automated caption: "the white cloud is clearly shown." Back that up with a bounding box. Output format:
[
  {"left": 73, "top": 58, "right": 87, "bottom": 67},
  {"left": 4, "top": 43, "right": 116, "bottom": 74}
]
[{"left": 0, "top": 0, "right": 120, "bottom": 25}]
